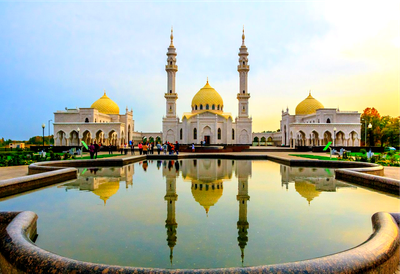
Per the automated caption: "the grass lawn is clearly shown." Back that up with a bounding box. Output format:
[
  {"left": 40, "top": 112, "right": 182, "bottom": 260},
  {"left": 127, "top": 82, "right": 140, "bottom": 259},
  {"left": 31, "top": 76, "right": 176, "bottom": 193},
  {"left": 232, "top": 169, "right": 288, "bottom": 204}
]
[{"left": 289, "top": 154, "right": 338, "bottom": 161}]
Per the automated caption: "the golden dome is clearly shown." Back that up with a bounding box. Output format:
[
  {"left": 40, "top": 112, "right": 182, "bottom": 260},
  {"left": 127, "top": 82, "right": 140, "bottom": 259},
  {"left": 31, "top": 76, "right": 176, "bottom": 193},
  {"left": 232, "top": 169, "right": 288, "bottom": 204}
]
[
  {"left": 295, "top": 181, "right": 321, "bottom": 205},
  {"left": 91, "top": 92, "right": 120, "bottom": 115},
  {"left": 191, "top": 181, "right": 223, "bottom": 214},
  {"left": 191, "top": 80, "right": 224, "bottom": 112},
  {"left": 295, "top": 92, "right": 324, "bottom": 115},
  {"left": 92, "top": 181, "right": 120, "bottom": 205}
]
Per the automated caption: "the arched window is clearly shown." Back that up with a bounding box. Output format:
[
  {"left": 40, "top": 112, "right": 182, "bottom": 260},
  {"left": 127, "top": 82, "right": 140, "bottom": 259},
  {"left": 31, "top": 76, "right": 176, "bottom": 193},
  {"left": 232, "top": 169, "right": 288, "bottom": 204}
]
[
  {"left": 206, "top": 104, "right": 209, "bottom": 110},
  {"left": 95, "top": 119, "right": 97, "bottom": 123},
  {"left": 217, "top": 105, "right": 220, "bottom": 110},
  {"left": 232, "top": 129, "right": 235, "bottom": 140},
  {"left": 180, "top": 128, "right": 183, "bottom": 140},
  {"left": 193, "top": 128, "right": 197, "bottom": 140},
  {"left": 85, "top": 118, "right": 89, "bottom": 123},
  {"left": 170, "top": 61, "right": 172, "bottom": 65},
  {"left": 169, "top": 90, "right": 172, "bottom": 93},
  {"left": 326, "top": 118, "right": 331, "bottom": 123},
  {"left": 212, "top": 104, "right": 215, "bottom": 110},
  {"left": 218, "top": 128, "right": 221, "bottom": 140},
  {"left": 243, "top": 90, "right": 245, "bottom": 94},
  {"left": 243, "top": 61, "right": 245, "bottom": 65},
  {"left": 200, "top": 104, "right": 203, "bottom": 110},
  {"left": 195, "top": 105, "right": 198, "bottom": 110}
]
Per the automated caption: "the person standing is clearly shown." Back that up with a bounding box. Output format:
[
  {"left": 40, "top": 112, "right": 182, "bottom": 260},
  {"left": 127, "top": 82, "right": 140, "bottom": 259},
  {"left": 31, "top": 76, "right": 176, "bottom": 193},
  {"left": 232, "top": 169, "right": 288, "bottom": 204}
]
[
  {"left": 131, "top": 143, "right": 135, "bottom": 155},
  {"left": 108, "top": 144, "right": 112, "bottom": 155},
  {"left": 157, "top": 143, "right": 161, "bottom": 155},
  {"left": 143, "top": 143, "right": 148, "bottom": 155},
  {"left": 94, "top": 141, "right": 99, "bottom": 159},
  {"left": 89, "top": 143, "right": 95, "bottom": 159},
  {"left": 163, "top": 142, "right": 167, "bottom": 155},
  {"left": 192, "top": 143, "right": 195, "bottom": 152},
  {"left": 138, "top": 142, "right": 143, "bottom": 155},
  {"left": 151, "top": 143, "right": 155, "bottom": 155},
  {"left": 175, "top": 141, "right": 180, "bottom": 155}
]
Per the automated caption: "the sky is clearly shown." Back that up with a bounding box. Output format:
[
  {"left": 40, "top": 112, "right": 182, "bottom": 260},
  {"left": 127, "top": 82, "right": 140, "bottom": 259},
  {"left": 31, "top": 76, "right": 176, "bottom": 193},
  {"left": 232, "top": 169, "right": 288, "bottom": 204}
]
[{"left": 0, "top": 0, "right": 399, "bottom": 140}]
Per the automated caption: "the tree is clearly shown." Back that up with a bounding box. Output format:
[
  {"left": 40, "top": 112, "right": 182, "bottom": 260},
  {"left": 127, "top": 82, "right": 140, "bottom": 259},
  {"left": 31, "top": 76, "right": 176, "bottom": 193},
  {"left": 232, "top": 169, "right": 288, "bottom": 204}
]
[{"left": 361, "top": 107, "right": 381, "bottom": 146}]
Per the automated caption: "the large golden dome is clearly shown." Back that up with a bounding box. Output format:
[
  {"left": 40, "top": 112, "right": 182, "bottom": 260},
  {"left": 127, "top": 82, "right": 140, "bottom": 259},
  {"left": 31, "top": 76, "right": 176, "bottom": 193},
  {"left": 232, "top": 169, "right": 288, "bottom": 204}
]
[
  {"left": 92, "top": 181, "right": 120, "bottom": 205},
  {"left": 191, "top": 181, "right": 223, "bottom": 214},
  {"left": 91, "top": 92, "right": 120, "bottom": 115},
  {"left": 295, "top": 181, "right": 321, "bottom": 205},
  {"left": 191, "top": 80, "right": 224, "bottom": 111},
  {"left": 295, "top": 92, "right": 324, "bottom": 115}
]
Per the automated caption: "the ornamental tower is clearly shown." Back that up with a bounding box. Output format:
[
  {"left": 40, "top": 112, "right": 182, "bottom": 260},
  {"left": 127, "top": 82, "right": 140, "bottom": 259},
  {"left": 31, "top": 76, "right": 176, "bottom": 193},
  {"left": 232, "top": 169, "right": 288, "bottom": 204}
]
[
  {"left": 237, "top": 27, "right": 250, "bottom": 118},
  {"left": 164, "top": 167, "right": 178, "bottom": 265},
  {"left": 165, "top": 28, "right": 178, "bottom": 118},
  {"left": 236, "top": 167, "right": 250, "bottom": 264}
]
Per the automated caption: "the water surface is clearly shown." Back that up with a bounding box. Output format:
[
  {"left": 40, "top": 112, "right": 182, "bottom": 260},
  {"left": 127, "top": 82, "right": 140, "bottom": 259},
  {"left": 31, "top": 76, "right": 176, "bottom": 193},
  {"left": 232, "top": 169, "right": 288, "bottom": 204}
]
[{"left": 0, "top": 159, "right": 399, "bottom": 269}]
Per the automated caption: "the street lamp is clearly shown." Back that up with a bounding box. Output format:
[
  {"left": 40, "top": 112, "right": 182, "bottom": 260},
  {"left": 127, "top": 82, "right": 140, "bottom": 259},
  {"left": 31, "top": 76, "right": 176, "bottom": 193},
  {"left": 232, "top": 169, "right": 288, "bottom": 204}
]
[
  {"left": 42, "top": 124, "right": 45, "bottom": 150},
  {"left": 367, "top": 123, "right": 372, "bottom": 147},
  {"left": 77, "top": 127, "right": 81, "bottom": 158},
  {"left": 333, "top": 127, "right": 337, "bottom": 147},
  {"left": 362, "top": 119, "right": 367, "bottom": 147}
]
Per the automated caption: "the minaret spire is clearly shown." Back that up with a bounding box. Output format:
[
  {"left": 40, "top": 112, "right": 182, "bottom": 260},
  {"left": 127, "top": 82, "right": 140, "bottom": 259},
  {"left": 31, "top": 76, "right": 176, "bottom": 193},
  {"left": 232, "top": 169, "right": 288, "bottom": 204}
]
[
  {"left": 242, "top": 25, "right": 245, "bottom": 46},
  {"left": 170, "top": 26, "right": 174, "bottom": 47}
]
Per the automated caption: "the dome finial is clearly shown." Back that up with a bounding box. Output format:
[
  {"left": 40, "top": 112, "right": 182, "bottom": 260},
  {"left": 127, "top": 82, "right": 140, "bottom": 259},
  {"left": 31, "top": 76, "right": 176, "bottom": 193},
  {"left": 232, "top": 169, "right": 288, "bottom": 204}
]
[
  {"left": 207, "top": 76, "right": 209, "bottom": 84},
  {"left": 104, "top": 89, "right": 106, "bottom": 95},
  {"left": 242, "top": 25, "right": 245, "bottom": 45},
  {"left": 170, "top": 26, "right": 174, "bottom": 47},
  {"left": 309, "top": 90, "right": 311, "bottom": 96}
]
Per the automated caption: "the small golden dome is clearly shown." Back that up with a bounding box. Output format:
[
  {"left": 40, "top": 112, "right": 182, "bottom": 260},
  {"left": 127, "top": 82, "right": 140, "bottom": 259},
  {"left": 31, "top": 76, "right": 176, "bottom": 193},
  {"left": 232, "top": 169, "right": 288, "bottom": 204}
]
[
  {"left": 92, "top": 181, "right": 120, "bottom": 205},
  {"left": 91, "top": 92, "right": 120, "bottom": 115},
  {"left": 295, "top": 92, "right": 324, "bottom": 115},
  {"left": 295, "top": 181, "right": 321, "bottom": 205},
  {"left": 191, "top": 181, "right": 223, "bottom": 214},
  {"left": 191, "top": 80, "right": 224, "bottom": 111}
]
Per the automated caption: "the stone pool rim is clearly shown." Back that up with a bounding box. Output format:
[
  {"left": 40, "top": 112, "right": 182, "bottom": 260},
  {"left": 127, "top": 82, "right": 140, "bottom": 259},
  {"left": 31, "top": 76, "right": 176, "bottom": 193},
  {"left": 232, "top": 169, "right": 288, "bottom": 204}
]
[{"left": 0, "top": 153, "right": 399, "bottom": 273}]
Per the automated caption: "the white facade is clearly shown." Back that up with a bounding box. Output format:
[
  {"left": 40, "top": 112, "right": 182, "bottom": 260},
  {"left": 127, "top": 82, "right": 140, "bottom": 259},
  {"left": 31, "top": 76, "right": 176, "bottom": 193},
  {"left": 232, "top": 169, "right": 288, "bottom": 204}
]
[
  {"left": 162, "top": 29, "right": 252, "bottom": 145},
  {"left": 53, "top": 106, "right": 141, "bottom": 146},
  {"left": 280, "top": 106, "right": 361, "bottom": 148}
]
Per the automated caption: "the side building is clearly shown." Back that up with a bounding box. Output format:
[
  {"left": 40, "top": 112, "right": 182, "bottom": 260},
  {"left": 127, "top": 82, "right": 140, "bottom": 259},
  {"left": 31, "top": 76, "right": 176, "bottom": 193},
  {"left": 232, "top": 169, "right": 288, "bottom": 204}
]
[{"left": 53, "top": 92, "right": 142, "bottom": 146}]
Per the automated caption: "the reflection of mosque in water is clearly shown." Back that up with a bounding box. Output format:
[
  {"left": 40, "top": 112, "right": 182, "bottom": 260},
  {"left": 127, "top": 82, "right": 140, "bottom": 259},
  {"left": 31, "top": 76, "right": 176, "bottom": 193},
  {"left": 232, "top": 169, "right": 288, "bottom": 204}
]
[
  {"left": 162, "top": 159, "right": 252, "bottom": 264},
  {"left": 62, "top": 165, "right": 134, "bottom": 205},
  {"left": 280, "top": 165, "right": 356, "bottom": 204}
]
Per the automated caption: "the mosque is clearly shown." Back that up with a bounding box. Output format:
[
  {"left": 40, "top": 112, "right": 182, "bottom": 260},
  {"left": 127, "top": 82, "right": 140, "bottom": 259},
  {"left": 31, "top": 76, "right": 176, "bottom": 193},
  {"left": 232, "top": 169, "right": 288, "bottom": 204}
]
[
  {"left": 53, "top": 29, "right": 361, "bottom": 148},
  {"left": 162, "top": 29, "right": 252, "bottom": 145}
]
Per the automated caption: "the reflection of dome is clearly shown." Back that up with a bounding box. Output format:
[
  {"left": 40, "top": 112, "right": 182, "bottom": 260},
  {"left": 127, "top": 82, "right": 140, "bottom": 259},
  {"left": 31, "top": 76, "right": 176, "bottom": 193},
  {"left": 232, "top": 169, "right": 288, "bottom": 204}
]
[
  {"left": 295, "top": 181, "right": 321, "bottom": 205},
  {"left": 91, "top": 92, "right": 120, "bottom": 114},
  {"left": 92, "top": 181, "right": 120, "bottom": 205},
  {"left": 295, "top": 92, "right": 324, "bottom": 115},
  {"left": 191, "top": 80, "right": 224, "bottom": 111},
  {"left": 191, "top": 181, "right": 223, "bottom": 214}
]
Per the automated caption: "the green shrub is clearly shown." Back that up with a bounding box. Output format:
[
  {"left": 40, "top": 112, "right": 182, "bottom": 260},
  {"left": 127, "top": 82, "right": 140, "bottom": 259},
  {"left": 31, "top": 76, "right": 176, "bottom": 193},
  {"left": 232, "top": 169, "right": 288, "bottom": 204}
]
[
  {"left": 63, "top": 153, "right": 71, "bottom": 160},
  {"left": 360, "top": 149, "right": 367, "bottom": 154}
]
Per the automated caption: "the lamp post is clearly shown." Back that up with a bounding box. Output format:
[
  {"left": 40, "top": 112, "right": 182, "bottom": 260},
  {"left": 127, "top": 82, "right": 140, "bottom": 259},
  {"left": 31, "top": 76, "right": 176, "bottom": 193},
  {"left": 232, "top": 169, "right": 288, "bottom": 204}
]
[
  {"left": 77, "top": 127, "right": 81, "bottom": 158},
  {"left": 48, "top": 119, "right": 52, "bottom": 138},
  {"left": 42, "top": 124, "right": 45, "bottom": 151},
  {"left": 367, "top": 123, "right": 372, "bottom": 147},
  {"left": 361, "top": 118, "right": 367, "bottom": 147},
  {"left": 333, "top": 127, "right": 337, "bottom": 147}
]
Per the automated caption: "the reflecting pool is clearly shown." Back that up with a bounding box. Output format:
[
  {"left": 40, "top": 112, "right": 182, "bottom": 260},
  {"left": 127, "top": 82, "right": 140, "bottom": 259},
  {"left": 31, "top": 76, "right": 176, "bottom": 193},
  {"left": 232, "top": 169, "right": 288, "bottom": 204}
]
[{"left": 0, "top": 159, "right": 399, "bottom": 269}]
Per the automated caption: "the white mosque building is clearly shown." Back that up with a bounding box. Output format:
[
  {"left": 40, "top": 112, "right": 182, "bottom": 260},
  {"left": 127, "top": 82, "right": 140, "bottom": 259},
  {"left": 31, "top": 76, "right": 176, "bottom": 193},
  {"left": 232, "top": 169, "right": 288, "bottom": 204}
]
[
  {"left": 162, "top": 29, "right": 252, "bottom": 145},
  {"left": 53, "top": 29, "right": 361, "bottom": 148}
]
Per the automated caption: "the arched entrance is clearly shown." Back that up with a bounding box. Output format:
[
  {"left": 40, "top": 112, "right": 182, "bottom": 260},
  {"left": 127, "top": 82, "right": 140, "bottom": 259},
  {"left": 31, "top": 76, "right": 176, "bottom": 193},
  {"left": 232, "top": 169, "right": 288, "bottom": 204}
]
[{"left": 202, "top": 126, "right": 212, "bottom": 144}]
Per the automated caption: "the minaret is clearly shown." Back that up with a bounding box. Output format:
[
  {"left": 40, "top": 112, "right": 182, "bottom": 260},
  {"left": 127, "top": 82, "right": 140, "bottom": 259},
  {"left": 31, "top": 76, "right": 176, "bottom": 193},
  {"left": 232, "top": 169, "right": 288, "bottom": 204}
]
[
  {"left": 236, "top": 172, "right": 250, "bottom": 264},
  {"left": 164, "top": 174, "right": 178, "bottom": 265},
  {"left": 165, "top": 27, "right": 178, "bottom": 118},
  {"left": 237, "top": 27, "right": 250, "bottom": 118}
]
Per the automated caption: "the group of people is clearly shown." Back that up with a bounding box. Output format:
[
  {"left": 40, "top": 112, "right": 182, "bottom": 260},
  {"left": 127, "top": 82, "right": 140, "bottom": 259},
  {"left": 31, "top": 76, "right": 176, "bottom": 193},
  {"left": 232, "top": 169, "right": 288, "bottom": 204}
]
[
  {"left": 88, "top": 141, "right": 101, "bottom": 159},
  {"left": 136, "top": 141, "right": 180, "bottom": 155}
]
